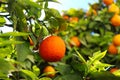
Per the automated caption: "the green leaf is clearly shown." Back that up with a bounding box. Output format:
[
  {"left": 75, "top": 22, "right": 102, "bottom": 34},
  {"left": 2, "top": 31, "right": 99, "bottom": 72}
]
[
  {"left": 0, "top": 72, "right": 8, "bottom": 79},
  {"left": 42, "top": 26, "right": 49, "bottom": 36},
  {"left": 113, "top": 70, "right": 120, "bottom": 76},
  {"left": 0, "top": 40, "right": 24, "bottom": 47},
  {"left": 16, "top": 38, "right": 32, "bottom": 62},
  {"left": 0, "top": 32, "right": 29, "bottom": 36},
  {"left": 0, "top": 17, "right": 6, "bottom": 27},
  {"left": 0, "top": 58, "right": 14, "bottom": 74},
  {"left": 21, "top": 69, "right": 39, "bottom": 80},
  {"left": 61, "top": 73, "right": 82, "bottom": 80},
  {"left": 44, "top": 0, "right": 48, "bottom": 8},
  {"left": 74, "top": 48, "right": 87, "bottom": 64},
  {"left": 87, "top": 50, "right": 107, "bottom": 66},
  {"left": 0, "top": 46, "right": 12, "bottom": 58},
  {"left": 45, "top": 8, "right": 61, "bottom": 19},
  {"left": 32, "top": 65, "right": 40, "bottom": 76},
  {"left": 39, "top": 77, "right": 52, "bottom": 80},
  {"left": 90, "top": 71, "right": 120, "bottom": 80},
  {"left": 55, "top": 63, "right": 72, "bottom": 75}
]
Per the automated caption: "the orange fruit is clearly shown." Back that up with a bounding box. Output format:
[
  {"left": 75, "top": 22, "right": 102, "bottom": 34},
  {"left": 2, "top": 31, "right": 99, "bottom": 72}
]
[
  {"left": 110, "top": 68, "right": 118, "bottom": 73},
  {"left": 69, "top": 17, "right": 79, "bottom": 23},
  {"left": 113, "top": 34, "right": 120, "bottom": 46},
  {"left": 102, "top": 0, "right": 114, "bottom": 5},
  {"left": 70, "top": 36, "right": 81, "bottom": 47},
  {"left": 39, "top": 35, "right": 66, "bottom": 62},
  {"left": 92, "top": 9, "right": 97, "bottom": 16},
  {"left": 86, "top": 9, "right": 97, "bottom": 16},
  {"left": 43, "top": 66, "right": 56, "bottom": 78},
  {"left": 108, "top": 43, "right": 118, "bottom": 55},
  {"left": 62, "top": 15, "right": 69, "bottom": 20},
  {"left": 110, "top": 14, "right": 120, "bottom": 27},
  {"left": 108, "top": 4, "right": 119, "bottom": 14}
]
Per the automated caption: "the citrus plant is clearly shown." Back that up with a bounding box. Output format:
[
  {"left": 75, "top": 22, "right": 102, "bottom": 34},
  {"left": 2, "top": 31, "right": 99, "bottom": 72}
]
[{"left": 0, "top": 0, "right": 120, "bottom": 80}]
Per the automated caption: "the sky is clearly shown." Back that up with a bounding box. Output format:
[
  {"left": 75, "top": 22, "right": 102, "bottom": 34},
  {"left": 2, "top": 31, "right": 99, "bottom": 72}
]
[
  {"left": 49, "top": 0, "right": 98, "bottom": 12},
  {"left": 0, "top": 0, "right": 98, "bottom": 33}
]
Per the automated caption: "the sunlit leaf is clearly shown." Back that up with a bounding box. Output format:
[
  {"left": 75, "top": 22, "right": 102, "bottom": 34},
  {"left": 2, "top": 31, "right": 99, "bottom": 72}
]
[
  {"left": 39, "top": 77, "right": 52, "bottom": 80},
  {"left": 0, "top": 32, "right": 29, "bottom": 36},
  {"left": 21, "top": 69, "right": 39, "bottom": 80},
  {"left": 0, "top": 17, "right": 6, "bottom": 27}
]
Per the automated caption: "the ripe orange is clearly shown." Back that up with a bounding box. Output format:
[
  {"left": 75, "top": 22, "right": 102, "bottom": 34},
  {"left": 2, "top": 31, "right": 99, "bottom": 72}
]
[
  {"left": 108, "top": 4, "right": 119, "bottom": 14},
  {"left": 110, "top": 67, "right": 118, "bottom": 73},
  {"left": 102, "top": 0, "right": 114, "bottom": 5},
  {"left": 108, "top": 43, "right": 118, "bottom": 55},
  {"left": 69, "top": 17, "right": 79, "bottom": 23},
  {"left": 39, "top": 35, "right": 66, "bottom": 62},
  {"left": 70, "top": 36, "right": 81, "bottom": 47},
  {"left": 62, "top": 15, "right": 69, "bottom": 20},
  {"left": 43, "top": 66, "right": 56, "bottom": 78},
  {"left": 110, "top": 14, "right": 120, "bottom": 27},
  {"left": 113, "top": 34, "right": 120, "bottom": 46}
]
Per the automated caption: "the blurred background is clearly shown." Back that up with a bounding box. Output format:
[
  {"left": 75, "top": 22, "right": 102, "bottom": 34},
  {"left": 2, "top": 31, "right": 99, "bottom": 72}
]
[
  {"left": 0, "top": 0, "right": 98, "bottom": 32},
  {"left": 49, "top": 0, "right": 98, "bottom": 12}
]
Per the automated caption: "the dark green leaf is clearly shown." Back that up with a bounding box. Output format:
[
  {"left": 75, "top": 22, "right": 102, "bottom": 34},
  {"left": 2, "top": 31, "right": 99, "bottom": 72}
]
[
  {"left": 90, "top": 71, "right": 120, "bottom": 80},
  {"left": 55, "top": 63, "right": 72, "bottom": 75}
]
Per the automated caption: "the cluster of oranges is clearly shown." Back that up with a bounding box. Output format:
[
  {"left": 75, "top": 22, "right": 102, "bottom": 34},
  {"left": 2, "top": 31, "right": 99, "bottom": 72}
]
[
  {"left": 62, "top": 15, "right": 79, "bottom": 23},
  {"left": 108, "top": 34, "right": 120, "bottom": 55},
  {"left": 103, "top": 0, "right": 120, "bottom": 27}
]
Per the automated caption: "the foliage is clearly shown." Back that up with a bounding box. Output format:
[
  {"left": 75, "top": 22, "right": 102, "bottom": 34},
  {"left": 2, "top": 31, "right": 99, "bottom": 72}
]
[{"left": 0, "top": 0, "right": 120, "bottom": 80}]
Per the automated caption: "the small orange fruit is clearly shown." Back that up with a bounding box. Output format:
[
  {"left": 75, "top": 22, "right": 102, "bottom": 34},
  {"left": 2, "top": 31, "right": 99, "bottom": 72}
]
[
  {"left": 86, "top": 9, "right": 97, "bottom": 16},
  {"left": 113, "top": 34, "right": 120, "bottom": 46},
  {"left": 102, "top": 0, "right": 114, "bottom": 6},
  {"left": 110, "top": 14, "right": 120, "bottom": 27},
  {"left": 110, "top": 67, "right": 118, "bottom": 73},
  {"left": 62, "top": 15, "right": 69, "bottom": 20},
  {"left": 39, "top": 35, "right": 66, "bottom": 62},
  {"left": 108, "top": 4, "right": 119, "bottom": 14},
  {"left": 69, "top": 17, "right": 79, "bottom": 23},
  {"left": 92, "top": 9, "right": 97, "bottom": 16},
  {"left": 70, "top": 36, "right": 81, "bottom": 47},
  {"left": 43, "top": 66, "right": 56, "bottom": 78},
  {"left": 108, "top": 43, "right": 118, "bottom": 55}
]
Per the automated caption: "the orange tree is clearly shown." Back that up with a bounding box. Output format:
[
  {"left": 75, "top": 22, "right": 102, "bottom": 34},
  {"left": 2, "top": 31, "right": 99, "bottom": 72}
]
[{"left": 0, "top": 0, "right": 120, "bottom": 80}]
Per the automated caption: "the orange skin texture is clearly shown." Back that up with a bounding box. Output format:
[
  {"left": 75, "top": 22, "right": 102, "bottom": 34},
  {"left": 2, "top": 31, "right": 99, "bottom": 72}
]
[
  {"left": 70, "top": 36, "right": 81, "bottom": 47},
  {"left": 110, "top": 14, "right": 120, "bottom": 27},
  {"left": 113, "top": 34, "right": 120, "bottom": 46},
  {"left": 110, "top": 68, "right": 118, "bottom": 73},
  {"left": 43, "top": 66, "right": 56, "bottom": 78},
  {"left": 69, "top": 17, "right": 79, "bottom": 23},
  {"left": 108, "top": 44, "right": 118, "bottom": 55},
  {"left": 103, "top": 0, "right": 114, "bottom": 5},
  {"left": 108, "top": 4, "right": 119, "bottom": 14},
  {"left": 39, "top": 35, "right": 66, "bottom": 62}
]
